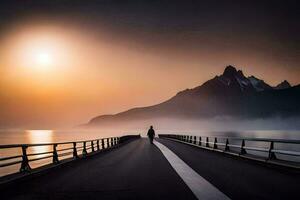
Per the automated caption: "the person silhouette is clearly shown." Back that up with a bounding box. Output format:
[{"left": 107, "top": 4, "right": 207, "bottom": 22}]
[{"left": 147, "top": 126, "right": 155, "bottom": 144}]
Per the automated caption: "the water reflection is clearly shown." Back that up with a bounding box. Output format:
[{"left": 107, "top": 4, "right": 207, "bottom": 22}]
[{"left": 27, "top": 130, "right": 53, "bottom": 158}]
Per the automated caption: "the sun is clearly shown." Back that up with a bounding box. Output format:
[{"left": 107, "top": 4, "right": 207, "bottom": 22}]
[
  {"left": 36, "top": 52, "right": 52, "bottom": 66},
  {"left": 9, "top": 31, "right": 60, "bottom": 72}
]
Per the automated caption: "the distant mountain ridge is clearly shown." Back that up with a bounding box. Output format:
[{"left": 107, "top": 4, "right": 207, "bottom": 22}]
[
  {"left": 88, "top": 65, "right": 300, "bottom": 126},
  {"left": 274, "top": 80, "right": 291, "bottom": 90}
]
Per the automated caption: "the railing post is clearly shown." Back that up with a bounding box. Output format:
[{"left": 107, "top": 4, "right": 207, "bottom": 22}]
[
  {"left": 82, "top": 142, "right": 87, "bottom": 157},
  {"left": 206, "top": 137, "right": 209, "bottom": 147},
  {"left": 213, "top": 137, "right": 218, "bottom": 149},
  {"left": 199, "top": 136, "right": 201, "bottom": 146},
  {"left": 52, "top": 144, "right": 59, "bottom": 163},
  {"left": 114, "top": 138, "right": 117, "bottom": 145},
  {"left": 107, "top": 138, "right": 110, "bottom": 148},
  {"left": 225, "top": 139, "right": 229, "bottom": 151},
  {"left": 101, "top": 139, "right": 105, "bottom": 149},
  {"left": 240, "top": 139, "right": 247, "bottom": 155},
  {"left": 111, "top": 138, "right": 114, "bottom": 146},
  {"left": 97, "top": 140, "right": 100, "bottom": 151},
  {"left": 20, "top": 145, "right": 31, "bottom": 172},
  {"left": 268, "top": 141, "right": 276, "bottom": 160},
  {"left": 91, "top": 141, "right": 95, "bottom": 152},
  {"left": 194, "top": 136, "right": 196, "bottom": 144},
  {"left": 73, "top": 142, "right": 78, "bottom": 158}
]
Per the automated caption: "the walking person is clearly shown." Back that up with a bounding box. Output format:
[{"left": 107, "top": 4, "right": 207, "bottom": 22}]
[{"left": 147, "top": 126, "right": 155, "bottom": 144}]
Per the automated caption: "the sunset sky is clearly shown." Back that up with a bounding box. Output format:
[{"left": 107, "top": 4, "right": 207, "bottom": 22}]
[{"left": 0, "top": 0, "right": 299, "bottom": 128}]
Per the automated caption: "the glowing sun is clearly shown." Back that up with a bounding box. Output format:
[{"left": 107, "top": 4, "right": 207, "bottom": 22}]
[{"left": 35, "top": 52, "right": 52, "bottom": 66}]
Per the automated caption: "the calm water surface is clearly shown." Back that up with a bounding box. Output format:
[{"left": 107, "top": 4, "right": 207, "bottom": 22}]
[{"left": 0, "top": 130, "right": 132, "bottom": 145}]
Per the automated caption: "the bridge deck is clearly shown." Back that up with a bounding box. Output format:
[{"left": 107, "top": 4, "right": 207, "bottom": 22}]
[{"left": 1, "top": 138, "right": 299, "bottom": 200}]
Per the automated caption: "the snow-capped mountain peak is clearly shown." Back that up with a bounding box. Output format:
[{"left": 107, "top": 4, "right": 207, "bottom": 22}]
[
  {"left": 220, "top": 65, "right": 254, "bottom": 92},
  {"left": 248, "top": 75, "right": 273, "bottom": 91}
]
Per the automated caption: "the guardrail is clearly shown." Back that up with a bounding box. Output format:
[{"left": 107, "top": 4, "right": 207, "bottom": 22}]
[
  {"left": 159, "top": 134, "right": 300, "bottom": 168},
  {"left": 0, "top": 135, "right": 140, "bottom": 176}
]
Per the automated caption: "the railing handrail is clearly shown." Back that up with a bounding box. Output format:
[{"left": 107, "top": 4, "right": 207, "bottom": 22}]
[
  {"left": 0, "top": 136, "right": 120, "bottom": 148},
  {"left": 160, "top": 134, "right": 300, "bottom": 144},
  {"left": 158, "top": 134, "right": 300, "bottom": 168}
]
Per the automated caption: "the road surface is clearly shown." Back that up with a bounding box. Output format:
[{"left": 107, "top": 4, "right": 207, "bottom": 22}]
[{"left": 1, "top": 138, "right": 299, "bottom": 199}]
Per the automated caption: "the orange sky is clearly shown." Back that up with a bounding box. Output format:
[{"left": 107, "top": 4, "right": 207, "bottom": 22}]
[{"left": 0, "top": 21, "right": 299, "bottom": 128}]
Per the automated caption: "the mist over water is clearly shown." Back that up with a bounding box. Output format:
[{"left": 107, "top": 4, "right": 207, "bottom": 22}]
[
  {"left": 1, "top": 116, "right": 300, "bottom": 145},
  {"left": 84, "top": 117, "right": 300, "bottom": 139}
]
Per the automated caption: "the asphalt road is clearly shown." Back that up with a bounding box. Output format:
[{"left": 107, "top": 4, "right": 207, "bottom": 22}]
[
  {"left": 1, "top": 138, "right": 196, "bottom": 200},
  {"left": 157, "top": 138, "right": 300, "bottom": 200}
]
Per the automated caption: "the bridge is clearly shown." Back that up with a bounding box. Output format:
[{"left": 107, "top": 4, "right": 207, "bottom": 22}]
[{"left": 0, "top": 134, "right": 299, "bottom": 199}]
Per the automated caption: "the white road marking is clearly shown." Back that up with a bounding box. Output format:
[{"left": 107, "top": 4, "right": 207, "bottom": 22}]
[{"left": 153, "top": 140, "right": 230, "bottom": 200}]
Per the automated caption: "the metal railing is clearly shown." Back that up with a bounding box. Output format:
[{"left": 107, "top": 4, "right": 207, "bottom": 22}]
[
  {"left": 0, "top": 135, "right": 140, "bottom": 176},
  {"left": 159, "top": 134, "right": 300, "bottom": 167}
]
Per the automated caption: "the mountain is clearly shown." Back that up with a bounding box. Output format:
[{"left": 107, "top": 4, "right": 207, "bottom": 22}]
[
  {"left": 275, "top": 80, "right": 291, "bottom": 90},
  {"left": 87, "top": 65, "right": 300, "bottom": 126},
  {"left": 248, "top": 76, "right": 273, "bottom": 91}
]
